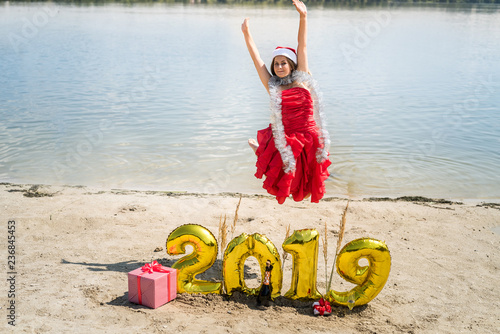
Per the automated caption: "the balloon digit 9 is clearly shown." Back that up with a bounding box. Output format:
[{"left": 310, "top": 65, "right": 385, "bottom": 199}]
[
  {"left": 325, "top": 238, "right": 391, "bottom": 309},
  {"left": 166, "top": 224, "right": 222, "bottom": 294},
  {"left": 282, "top": 229, "right": 322, "bottom": 300},
  {"left": 223, "top": 233, "right": 282, "bottom": 298}
]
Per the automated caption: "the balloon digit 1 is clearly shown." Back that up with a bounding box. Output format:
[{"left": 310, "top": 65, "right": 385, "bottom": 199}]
[
  {"left": 223, "top": 233, "right": 282, "bottom": 298},
  {"left": 166, "top": 224, "right": 222, "bottom": 294},
  {"left": 325, "top": 238, "right": 391, "bottom": 309},
  {"left": 282, "top": 229, "right": 323, "bottom": 300}
]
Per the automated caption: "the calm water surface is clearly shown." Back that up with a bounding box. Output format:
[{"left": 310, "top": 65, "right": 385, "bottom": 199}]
[{"left": 1, "top": 3, "right": 499, "bottom": 200}]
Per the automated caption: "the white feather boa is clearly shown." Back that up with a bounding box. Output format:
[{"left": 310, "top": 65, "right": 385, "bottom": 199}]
[{"left": 268, "top": 71, "right": 330, "bottom": 174}]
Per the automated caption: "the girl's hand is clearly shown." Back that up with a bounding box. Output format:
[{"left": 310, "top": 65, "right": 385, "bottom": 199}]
[
  {"left": 241, "top": 18, "right": 250, "bottom": 34},
  {"left": 292, "top": 0, "right": 307, "bottom": 17}
]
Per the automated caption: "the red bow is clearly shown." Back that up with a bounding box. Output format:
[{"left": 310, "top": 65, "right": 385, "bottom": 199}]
[
  {"left": 313, "top": 298, "right": 332, "bottom": 316},
  {"left": 137, "top": 261, "right": 170, "bottom": 304},
  {"left": 141, "top": 260, "right": 166, "bottom": 274}
]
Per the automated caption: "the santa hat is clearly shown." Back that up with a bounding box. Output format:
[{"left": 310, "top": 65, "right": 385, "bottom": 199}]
[{"left": 272, "top": 46, "right": 297, "bottom": 65}]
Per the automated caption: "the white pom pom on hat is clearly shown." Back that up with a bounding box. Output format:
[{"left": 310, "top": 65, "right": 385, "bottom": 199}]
[{"left": 272, "top": 46, "right": 297, "bottom": 65}]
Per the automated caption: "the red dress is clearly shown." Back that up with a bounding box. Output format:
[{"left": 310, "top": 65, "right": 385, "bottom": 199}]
[{"left": 255, "top": 87, "right": 331, "bottom": 204}]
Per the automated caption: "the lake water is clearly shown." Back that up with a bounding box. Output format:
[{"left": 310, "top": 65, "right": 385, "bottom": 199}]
[{"left": 1, "top": 2, "right": 499, "bottom": 201}]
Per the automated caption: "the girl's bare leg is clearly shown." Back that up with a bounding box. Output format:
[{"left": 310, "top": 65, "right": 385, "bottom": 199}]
[{"left": 248, "top": 138, "right": 258, "bottom": 153}]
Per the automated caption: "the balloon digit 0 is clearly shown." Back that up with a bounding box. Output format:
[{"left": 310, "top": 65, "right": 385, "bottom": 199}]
[
  {"left": 166, "top": 224, "right": 222, "bottom": 294},
  {"left": 325, "top": 238, "right": 391, "bottom": 309},
  {"left": 223, "top": 233, "right": 282, "bottom": 298},
  {"left": 282, "top": 229, "right": 322, "bottom": 300}
]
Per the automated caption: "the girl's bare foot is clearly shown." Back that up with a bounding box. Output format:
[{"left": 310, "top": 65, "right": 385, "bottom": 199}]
[{"left": 248, "top": 138, "right": 258, "bottom": 153}]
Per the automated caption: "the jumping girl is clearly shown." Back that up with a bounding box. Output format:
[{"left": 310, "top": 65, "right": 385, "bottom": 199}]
[{"left": 242, "top": 0, "right": 331, "bottom": 204}]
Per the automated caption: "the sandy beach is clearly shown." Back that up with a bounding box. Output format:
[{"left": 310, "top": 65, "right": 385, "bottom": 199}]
[{"left": 1, "top": 182, "right": 499, "bottom": 333}]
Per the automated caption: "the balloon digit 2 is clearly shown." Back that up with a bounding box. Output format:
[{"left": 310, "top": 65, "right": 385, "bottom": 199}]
[{"left": 166, "top": 224, "right": 222, "bottom": 294}]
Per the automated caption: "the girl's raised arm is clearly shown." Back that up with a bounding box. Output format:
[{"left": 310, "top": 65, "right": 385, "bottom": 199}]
[
  {"left": 242, "top": 18, "right": 272, "bottom": 93},
  {"left": 293, "top": 0, "right": 309, "bottom": 73}
]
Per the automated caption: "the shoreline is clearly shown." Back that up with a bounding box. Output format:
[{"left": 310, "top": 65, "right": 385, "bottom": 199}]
[{"left": 2, "top": 182, "right": 500, "bottom": 206}]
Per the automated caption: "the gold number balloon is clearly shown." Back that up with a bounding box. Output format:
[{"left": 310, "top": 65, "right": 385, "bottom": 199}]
[
  {"left": 325, "top": 238, "right": 391, "bottom": 309},
  {"left": 223, "top": 233, "right": 282, "bottom": 298},
  {"left": 282, "top": 229, "right": 323, "bottom": 300},
  {"left": 166, "top": 224, "right": 222, "bottom": 294}
]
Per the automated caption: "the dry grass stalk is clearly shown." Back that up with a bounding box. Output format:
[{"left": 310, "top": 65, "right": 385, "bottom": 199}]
[
  {"left": 217, "top": 214, "right": 223, "bottom": 254},
  {"left": 217, "top": 214, "right": 222, "bottom": 278},
  {"left": 322, "top": 220, "right": 328, "bottom": 293},
  {"left": 327, "top": 200, "right": 350, "bottom": 292},
  {"left": 281, "top": 223, "right": 291, "bottom": 272},
  {"left": 220, "top": 214, "right": 228, "bottom": 257},
  {"left": 336, "top": 201, "right": 349, "bottom": 256},
  {"left": 231, "top": 195, "right": 242, "bottom": 238},
  {"left": 218, "top": 214, "right": 228, "bottom": 281}
]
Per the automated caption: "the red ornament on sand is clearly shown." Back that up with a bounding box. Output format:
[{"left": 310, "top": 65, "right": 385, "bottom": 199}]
[{"left": 312, "top": 298, "right": 332, "bottom": 316}]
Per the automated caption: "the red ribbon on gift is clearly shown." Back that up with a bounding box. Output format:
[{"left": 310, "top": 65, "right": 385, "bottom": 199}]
[{"left": 137, "top": 260, "right": 171, "bottom": 305}]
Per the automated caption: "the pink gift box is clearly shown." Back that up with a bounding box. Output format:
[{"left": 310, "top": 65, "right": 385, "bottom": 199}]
[{"left": 128, "top": 264, "right": 177, "bottom": 309}]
